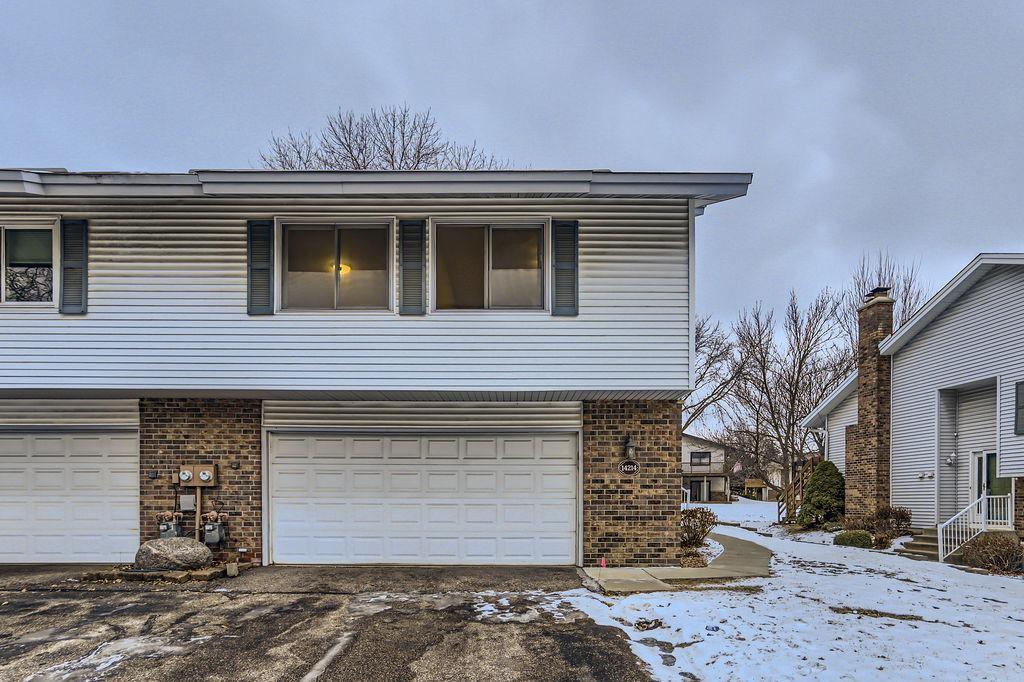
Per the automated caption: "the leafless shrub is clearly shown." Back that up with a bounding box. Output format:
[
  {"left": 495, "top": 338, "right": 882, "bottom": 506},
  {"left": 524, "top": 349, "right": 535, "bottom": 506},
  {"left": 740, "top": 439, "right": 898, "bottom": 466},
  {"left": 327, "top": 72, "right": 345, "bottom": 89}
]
[
  {"left": 961, "top": 534, "right": 1024, "bottom": 572},
  {"left": 680, "top": 507, "right": 718, "bottom": 546}
]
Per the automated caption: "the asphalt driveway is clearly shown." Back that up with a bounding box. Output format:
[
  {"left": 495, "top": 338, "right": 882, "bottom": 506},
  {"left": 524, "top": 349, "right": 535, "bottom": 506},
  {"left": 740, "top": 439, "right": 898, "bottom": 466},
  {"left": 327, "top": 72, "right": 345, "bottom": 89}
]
[{"left": 0, "top": 565, "right": 651, "bottom": 681}]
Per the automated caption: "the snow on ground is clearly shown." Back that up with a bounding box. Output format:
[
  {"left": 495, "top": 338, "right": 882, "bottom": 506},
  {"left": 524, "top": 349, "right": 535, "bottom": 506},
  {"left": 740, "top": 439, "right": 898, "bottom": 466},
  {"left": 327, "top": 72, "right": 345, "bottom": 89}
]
[
  {"left": 698, "top": 497, "right": 778, "bottom": 530},
  {"left": 698, "top": 538, "right": 724, "bottom": 564},
  {"left": 565, "top": 525, "right": 1024, "bottom": 681}
]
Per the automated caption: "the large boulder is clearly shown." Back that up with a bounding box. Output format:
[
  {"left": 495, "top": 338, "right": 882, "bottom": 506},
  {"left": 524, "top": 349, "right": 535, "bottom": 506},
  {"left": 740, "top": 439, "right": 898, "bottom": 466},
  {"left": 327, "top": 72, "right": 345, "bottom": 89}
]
[{"left": 135, "top": 537, "right": 213, "bottom": 570}]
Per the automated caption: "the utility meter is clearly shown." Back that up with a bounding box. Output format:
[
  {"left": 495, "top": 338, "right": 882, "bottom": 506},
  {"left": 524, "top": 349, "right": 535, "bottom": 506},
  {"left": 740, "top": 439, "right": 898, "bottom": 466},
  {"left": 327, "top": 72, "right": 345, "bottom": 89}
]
[
  {"left": 198, "top": 469, "right": 214, "bottom": 483},
  {"left": 178, "top": 469, "right": 193, "bottom": 482}
]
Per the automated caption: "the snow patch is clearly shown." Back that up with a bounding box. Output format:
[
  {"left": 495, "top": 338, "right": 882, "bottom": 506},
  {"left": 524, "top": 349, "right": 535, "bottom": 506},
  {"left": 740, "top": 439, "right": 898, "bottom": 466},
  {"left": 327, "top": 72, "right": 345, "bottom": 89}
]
[{"left": 564, "top": 525, "right": 1024, "bottom": 681}]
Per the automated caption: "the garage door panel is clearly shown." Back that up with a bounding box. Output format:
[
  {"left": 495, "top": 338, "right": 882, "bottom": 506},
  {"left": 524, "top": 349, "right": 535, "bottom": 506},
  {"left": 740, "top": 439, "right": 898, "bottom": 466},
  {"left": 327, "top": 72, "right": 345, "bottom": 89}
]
[
  {"left": 0, "top": 436, "right": 28, "bottom": 455},
  {"left": 0, "top": 468, "right": 27, "bottom": 489},
  {"left": 33, "top": 436, "right": 68, "bottom": 456},
  {"left": 269, "top": 431, "right": 577, "bottom": 565},
  {"left": 0, "top": 432, "right": 140, "bottom": 563}
]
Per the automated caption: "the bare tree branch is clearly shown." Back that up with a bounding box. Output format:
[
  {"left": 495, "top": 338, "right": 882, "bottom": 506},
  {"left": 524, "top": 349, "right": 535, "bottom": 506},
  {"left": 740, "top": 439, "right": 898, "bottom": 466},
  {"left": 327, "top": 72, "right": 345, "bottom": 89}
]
[
  {"left": 682, "top": 314, "right": 743, "bottom": 431},
  {"left": 260, "top": 105, "right": 512, "bottom": 170},
  {"left": 838, "top": 250, "right": 929, "bottom": 349}
]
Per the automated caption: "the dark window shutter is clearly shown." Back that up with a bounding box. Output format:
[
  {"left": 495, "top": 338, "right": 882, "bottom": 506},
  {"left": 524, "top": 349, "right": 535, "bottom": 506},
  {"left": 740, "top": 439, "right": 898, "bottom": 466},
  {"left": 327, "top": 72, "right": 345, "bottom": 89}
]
[
  {"left": 247, "top": 220, "right": 274, "bottom": 315},
  {"left": 551, "top": 219, "right": 579, "bottom": 316},
  {"left": 399, "top": 219, "right": 426, "bottom": 315},
  {"left": 1016, "top": 382, "right": 1024, "bottom": 435},
  {"left": 59, "top": 218, "right": 88, "bottom": 314}
]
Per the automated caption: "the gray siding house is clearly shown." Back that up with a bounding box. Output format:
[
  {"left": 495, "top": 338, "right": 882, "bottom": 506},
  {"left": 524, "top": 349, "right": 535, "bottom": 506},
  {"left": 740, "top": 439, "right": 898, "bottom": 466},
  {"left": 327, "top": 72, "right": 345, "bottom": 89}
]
[
  {"left": 803, "top": 254, "right": 1024, "bottom": 559},
  {"left": 0, "top": 168, "right": 750, "bottom": 567}
]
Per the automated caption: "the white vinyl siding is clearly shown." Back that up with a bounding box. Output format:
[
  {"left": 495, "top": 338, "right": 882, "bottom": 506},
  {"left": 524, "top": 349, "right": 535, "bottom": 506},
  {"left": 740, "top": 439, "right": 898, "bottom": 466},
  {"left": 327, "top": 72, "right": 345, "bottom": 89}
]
[
  {"left": 680, "top": 436, "right": 726, "bottom": 475},
  {"left": 953, "top": 386, "right": 997, "bottom": 515},
  {"left": 0, "top": 198, "right": 691, "bottom": 400},
  {"left": 891, "top": 266, "right": 1024, "bottom": 524},
  {"left": 268, "top": 431, "right": 578, "bottom": 565},
  {"left": 825, "top": 393, "right": 857, "bottom": 475},
  {"left": 0, "top": 399, "right": 139, "bottom": 427},
  {"left": 0, "top": 431, "right": 139, "bottom": 563},
  {"left": 263, "top": 401, "right": 582, "bottom": 431}
]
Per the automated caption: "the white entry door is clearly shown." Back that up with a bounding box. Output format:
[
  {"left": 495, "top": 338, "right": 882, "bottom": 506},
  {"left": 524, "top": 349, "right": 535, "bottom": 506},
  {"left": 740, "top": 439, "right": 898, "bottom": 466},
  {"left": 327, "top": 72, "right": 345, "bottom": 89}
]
[
  {"left": 0, "top": 432, "right": 140, "bottom": 563},
  {"left": 268, "top": 432, "right": 578, "bottom": 565}
]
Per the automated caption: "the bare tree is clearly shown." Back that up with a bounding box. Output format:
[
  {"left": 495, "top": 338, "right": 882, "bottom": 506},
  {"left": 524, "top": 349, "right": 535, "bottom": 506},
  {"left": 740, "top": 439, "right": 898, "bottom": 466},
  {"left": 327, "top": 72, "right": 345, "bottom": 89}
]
[
  {"left": 838, "top": 250, "right": 928, "bottom": 350},
  {"left": 682, "top": 314, "right": 743, "bottom": 431},
  {"left": 258, "top": 129, "right": 321, "bottom": 170},
  {"left": 260, "top": 105, "right": 511, "bottom": 171},
  {"left": 723, "top": 290, "right": 853, "bottom": 488}
]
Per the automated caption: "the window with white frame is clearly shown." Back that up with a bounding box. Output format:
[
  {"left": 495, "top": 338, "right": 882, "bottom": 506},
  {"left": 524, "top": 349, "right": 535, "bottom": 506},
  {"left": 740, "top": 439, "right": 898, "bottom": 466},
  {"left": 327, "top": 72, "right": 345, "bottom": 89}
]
[
  {"left": 434, "top": 223, "right": 544, "bottom": 310},
  {"left": 1, "top": 224, "right": 57, "bottom": 304},
  {"left": 282, "top": 223, "right": 391, "bottom": 310}
]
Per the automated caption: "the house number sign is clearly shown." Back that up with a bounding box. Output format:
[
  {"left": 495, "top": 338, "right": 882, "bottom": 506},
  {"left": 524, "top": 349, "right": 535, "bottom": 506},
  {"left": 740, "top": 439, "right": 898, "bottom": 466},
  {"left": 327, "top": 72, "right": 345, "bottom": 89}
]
[{"left": 618, "top": 459, "right": 640, "bottom": 475}]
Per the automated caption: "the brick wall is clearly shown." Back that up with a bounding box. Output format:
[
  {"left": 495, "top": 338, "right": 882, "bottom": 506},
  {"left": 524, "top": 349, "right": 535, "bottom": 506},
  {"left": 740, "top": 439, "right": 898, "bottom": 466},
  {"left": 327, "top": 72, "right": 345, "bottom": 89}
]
[
  {"left": 582, "top": 400, "right": 682, "bottom": 566},
  {"left": 139, "top": 398, "right": 262, "bottom": 563},
  {"left": 845, "top": 293, "right": 894, "bottom": 522}
]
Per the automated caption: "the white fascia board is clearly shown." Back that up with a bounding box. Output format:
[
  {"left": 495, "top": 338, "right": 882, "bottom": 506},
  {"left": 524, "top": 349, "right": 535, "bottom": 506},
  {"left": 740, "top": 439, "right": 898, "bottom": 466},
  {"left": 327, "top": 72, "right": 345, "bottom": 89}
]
[
  {"left": 878, "top": 253, "right": 1024, "bottom": 356},
  {"left": 0, "top": 170, "right": 46, "bottom": 196},
  {"left": 800, "top": 372, "right": 858, "bottom": 429},
  {"left": 0, "top": 168, "right": 752, "bottom": 203}
]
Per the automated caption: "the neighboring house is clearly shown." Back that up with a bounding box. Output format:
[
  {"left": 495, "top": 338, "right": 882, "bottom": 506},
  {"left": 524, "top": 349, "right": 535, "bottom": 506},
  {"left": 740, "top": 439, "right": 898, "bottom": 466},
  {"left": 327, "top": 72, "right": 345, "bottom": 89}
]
[
  {"left": 803, "top": 255, "right": 1024, "bottom": 559},
  {"left": 732, "top": 461, "right": 782, "bottom": 501},
  {"left": 0, "top": 167, "right": 751, "bottom": 568},
  {"left": 681, "top": 433, "right": 731, "bottom": 503}
]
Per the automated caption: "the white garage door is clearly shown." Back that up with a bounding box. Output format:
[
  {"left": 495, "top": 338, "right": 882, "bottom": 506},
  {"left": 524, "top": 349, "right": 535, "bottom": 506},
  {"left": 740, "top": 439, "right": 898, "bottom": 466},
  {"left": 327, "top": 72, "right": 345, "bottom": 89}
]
[
  {"left": 0, "top": 432, "right": 140, "bottom": 563},
  {"left": 269, "top": 432, "right": 578, "bottom": 565}
]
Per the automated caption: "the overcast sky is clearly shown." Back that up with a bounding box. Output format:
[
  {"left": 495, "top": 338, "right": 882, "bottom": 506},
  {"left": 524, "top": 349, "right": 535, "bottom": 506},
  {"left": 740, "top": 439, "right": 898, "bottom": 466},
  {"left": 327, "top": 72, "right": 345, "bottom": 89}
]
[{"left": 2, "top": 1, "right": 1022, "bottom": 321}]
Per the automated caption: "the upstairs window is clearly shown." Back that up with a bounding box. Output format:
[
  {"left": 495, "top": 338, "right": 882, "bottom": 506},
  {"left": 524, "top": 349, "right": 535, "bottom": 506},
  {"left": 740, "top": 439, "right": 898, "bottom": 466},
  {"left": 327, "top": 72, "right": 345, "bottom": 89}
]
[
  {"left": 434, "top": 224, "right": 544, "bottom": 310},
  {"left": 690, "top": 451, "right": 712, "bottom": 467},
  {"left": 1, "top": 226, "right": 56, "bottom": 304},
  {"left": 282, "top": 224, "right": 390, "bottom": 310},
  {"left": 1016, "top": 381, "right": 1024, "bottom": 436}
]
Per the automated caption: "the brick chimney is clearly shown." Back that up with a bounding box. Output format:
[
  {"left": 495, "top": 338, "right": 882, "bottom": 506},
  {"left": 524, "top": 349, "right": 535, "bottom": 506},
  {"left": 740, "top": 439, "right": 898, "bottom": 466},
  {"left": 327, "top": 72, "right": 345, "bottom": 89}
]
[{"left": 845, "top": 286, "right": 895, "bottom": 521}]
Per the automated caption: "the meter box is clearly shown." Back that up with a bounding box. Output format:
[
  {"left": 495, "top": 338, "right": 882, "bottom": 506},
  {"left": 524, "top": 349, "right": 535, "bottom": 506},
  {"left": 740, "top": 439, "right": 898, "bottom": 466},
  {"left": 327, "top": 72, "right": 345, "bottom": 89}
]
[{"left": 177, "top": 464, "right": 218, "bottom": 487}]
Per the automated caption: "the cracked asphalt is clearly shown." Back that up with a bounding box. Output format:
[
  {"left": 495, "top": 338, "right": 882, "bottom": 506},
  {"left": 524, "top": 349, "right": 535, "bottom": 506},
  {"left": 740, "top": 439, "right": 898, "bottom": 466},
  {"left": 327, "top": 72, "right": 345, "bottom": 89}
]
[{"left": 0, "top": 566, "right": 651, "bottom": 681}]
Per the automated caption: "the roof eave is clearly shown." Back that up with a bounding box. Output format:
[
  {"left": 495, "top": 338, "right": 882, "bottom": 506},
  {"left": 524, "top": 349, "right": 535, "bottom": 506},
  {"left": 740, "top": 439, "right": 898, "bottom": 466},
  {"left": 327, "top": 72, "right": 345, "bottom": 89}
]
[
  {"left": 800, "top": 372, "right": 858, "bottom": 429},
  {"left": 878, "top": 253, "right": 1024, "bottom": 356},
  {"left": 0, "top": 168, "right": 753, "bottom": 203}
]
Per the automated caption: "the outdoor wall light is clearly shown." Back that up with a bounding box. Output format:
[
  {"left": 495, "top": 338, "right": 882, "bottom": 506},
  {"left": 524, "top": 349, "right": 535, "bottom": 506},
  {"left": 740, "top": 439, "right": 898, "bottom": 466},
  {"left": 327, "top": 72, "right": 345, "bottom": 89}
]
[{"left": 624, "top": 434, "right": 637, "bottom": 458}]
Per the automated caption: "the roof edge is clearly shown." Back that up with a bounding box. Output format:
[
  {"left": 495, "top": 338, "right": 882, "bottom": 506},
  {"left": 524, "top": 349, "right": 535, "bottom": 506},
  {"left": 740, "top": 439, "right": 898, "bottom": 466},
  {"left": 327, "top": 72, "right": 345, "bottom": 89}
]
[
  {"left": 800, "top": 372, "right": 858, "bottom": 429},
  {"left": 0, "top": 168, "right": 752, "bottom": 203},
  {"left": 878, "top": 253, "right": 1024, "bottom": 356}
]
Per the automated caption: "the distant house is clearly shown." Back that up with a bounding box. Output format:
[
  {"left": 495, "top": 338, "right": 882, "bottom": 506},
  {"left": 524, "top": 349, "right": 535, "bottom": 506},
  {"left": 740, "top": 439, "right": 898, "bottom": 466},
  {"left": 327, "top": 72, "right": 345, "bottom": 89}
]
[
  {"left": 681, "top": 433, "right": 731, "bottom": 503},
  {"left": 732, "top": 460, "right": 782, "bottom": 501},
  {"left": 802, "top": 254, "right": 1024, "bottom": 561}
]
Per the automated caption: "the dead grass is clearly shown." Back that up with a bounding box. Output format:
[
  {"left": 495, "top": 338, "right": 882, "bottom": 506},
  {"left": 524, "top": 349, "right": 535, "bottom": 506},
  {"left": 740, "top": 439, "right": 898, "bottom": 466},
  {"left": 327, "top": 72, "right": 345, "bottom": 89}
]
[
  {"left": 662, "top": 580, "right": 763, "bottom": 594},
  {"left": 829, "top": 606, "right": 923, "bottom": 621}
]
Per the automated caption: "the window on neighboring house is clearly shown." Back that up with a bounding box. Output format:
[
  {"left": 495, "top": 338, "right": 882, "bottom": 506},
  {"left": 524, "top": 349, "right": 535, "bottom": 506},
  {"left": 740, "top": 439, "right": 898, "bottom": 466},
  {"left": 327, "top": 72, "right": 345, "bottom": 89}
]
[
  {"left": 282, "top": 224, "right": 390, "bottom": 310},
  {"left": 1, "top": 226, "right": 56, "bottom": 304},
  {"left": 434, "top": 224, "right": 544, "bottom": 310},
  {"left": 1016, "top": 381, "right": 1024, "bottom": 436},
  {"left": 690, "top": 451, "right": 712, "bottom": 466}
]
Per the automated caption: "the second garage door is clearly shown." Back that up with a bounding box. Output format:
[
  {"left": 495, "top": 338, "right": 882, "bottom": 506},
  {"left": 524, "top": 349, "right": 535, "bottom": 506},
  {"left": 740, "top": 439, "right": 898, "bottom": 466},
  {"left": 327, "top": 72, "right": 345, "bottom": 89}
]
[{"left": 269, "top": 432, "right": 578, "bottom": 565}]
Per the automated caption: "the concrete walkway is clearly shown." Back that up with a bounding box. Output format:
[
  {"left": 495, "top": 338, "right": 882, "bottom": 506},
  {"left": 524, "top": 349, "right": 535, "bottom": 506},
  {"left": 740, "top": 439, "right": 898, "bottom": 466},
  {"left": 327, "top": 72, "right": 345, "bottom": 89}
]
[{"left": 583, "top": 531, "right": 773, "bottom": 593}]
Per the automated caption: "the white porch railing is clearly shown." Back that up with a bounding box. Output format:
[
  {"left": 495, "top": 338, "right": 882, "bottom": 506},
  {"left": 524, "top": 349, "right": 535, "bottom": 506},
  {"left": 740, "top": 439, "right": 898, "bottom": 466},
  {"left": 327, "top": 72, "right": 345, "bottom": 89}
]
[
  {"left": 682, "top": 488, "right": 691, "bottom": 508},
  {"left": 937, "top": 494, "right": 1013, "bottom": 562}
]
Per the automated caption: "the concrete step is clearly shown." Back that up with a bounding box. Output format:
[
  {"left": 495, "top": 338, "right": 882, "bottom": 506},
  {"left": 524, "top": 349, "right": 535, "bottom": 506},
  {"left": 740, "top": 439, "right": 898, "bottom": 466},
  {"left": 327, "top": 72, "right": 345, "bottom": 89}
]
[{"left": 902, "top": 542, "right": 938, "bottom": 554}]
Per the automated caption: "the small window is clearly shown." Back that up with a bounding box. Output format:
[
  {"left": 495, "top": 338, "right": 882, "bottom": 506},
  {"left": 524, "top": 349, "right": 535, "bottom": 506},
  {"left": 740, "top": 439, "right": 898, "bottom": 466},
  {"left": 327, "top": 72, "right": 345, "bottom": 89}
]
[
  {"left": 282, "top": 224, "right": 390, "bottom": 310},
  {"left": 435, "top": 224, "right": 544, "bottom": 310},
  {"left": 690, "top": 451, "right": 712, "bottom": 466},
  {"left": 1016, "top": 382, "right": 1024, "bottom": 436},
  {"left": 1, "top": 226, "right": 55, "bottom": 304}
]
